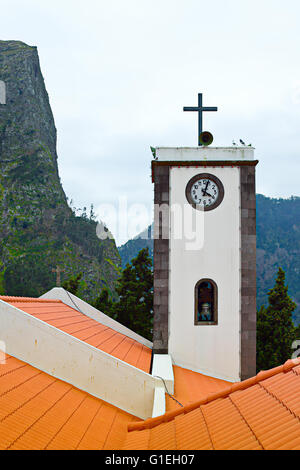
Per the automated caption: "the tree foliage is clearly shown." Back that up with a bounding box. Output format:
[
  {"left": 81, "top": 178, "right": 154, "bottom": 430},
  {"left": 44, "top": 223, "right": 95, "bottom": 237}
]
[
  {"left": 62, "top": 272, "right": 83, "bottom": 296},
  {"left": 4, "top": 253, "right": 55, "bottom": 297},
  {"left": 93, "top": 287, "right": 114, "bottom": 317},
  {"left": 257, "top": 267, "right": 297, "bottom": 372},
  {"left": 256, "top": 195, "right": 300, "bottom": 325},
  {"left": 93, "top": 248, "right": 153, "bottom": 341}
]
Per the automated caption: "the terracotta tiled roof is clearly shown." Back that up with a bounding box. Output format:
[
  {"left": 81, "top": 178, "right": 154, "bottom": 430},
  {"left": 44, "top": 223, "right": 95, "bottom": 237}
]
[
  {"left": 1, "top": 345, "right": 299, "bottom": 449},
  {"left": 0, "top": 353, "right": 139, "bottom": 450},
  {"left": 123, "top": 359, "right": 300, "bottom": 450},
  {"left": 0, "top": 296, "right": 151, "bottom": 373},
  {"left": 1, "top": 296, "right": 299, "bottom": 450},
  {"left": 166, "top": 365, "right": 230, "bottom": 411}
]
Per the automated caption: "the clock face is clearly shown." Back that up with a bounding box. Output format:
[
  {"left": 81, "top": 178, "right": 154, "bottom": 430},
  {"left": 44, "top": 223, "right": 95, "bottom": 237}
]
[{"left": 186, "top": 173, "right": 224, "bottom": 211}]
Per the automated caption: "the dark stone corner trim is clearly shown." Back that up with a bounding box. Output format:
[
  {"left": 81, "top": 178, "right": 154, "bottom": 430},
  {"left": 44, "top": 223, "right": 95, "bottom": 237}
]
[
  {"left": 152, "top": 164, "right": 170, "bottom": 354},
  {"left": 240, "top": 165, "right": 257, "bottom": 380}
]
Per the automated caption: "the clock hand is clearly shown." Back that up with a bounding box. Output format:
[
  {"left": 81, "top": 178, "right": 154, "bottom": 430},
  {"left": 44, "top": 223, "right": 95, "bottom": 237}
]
[{"left": 201, "top": 181, "right": 210, "bottom": 196}]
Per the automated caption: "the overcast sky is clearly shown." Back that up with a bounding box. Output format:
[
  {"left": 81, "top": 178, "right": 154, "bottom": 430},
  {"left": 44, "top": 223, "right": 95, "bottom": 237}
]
[{"left": 2, "top": 0, "right": 300, "bottom": 244}]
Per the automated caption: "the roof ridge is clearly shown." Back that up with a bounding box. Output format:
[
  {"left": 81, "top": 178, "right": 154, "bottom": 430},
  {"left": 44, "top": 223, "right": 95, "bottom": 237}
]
[
  {"left": 0, "top": 296, "right": 62, "bottom": 304},
  {"left": 127, "top": 358, "right": 300, "bottom": 432}
]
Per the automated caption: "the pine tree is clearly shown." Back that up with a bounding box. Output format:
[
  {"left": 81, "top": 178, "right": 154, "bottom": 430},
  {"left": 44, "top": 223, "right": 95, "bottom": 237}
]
[
  {"left": 113, "top": 248, "right": 153, "bottom": 340},
  {"left": 93, "top": 287, "right": 114, "bottom": 318},
  {"left": 257, "top": 267, "right": 297, "bottom": 372},
  {"left": 62, "top": 273, "right": 83, "bottom": 296}
]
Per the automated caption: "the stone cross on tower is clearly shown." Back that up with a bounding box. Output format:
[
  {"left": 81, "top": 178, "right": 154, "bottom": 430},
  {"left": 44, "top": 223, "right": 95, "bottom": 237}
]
[
  {"left": 0, "top": 81, "right": 6, "bottom": 105},
  {"left": 52, "top": 266, "right": 64, "bottom": 287}
]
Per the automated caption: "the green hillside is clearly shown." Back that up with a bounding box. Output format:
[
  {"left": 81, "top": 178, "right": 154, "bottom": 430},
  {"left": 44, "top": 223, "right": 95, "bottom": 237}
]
[{"left": 256, "top": 195, "right": 300, "bottom": 324}]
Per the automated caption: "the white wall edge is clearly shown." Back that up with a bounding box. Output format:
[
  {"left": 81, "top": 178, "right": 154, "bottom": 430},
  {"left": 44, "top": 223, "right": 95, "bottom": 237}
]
[
  {"left": 0, "top": 299, "right": 157, "bottom": 419},
  {"left": 40, "top": 287, "right": 153, "bottom": 349},
  {"left": 151, "top": 354, "right": 175, "bottom": 418},
  {"left": 173, "top": 358, "right": 239, "bottom": 384},
  {"left": 152, "top": 354, "right": 174, "bottom": 395},
  {"left": 151, "top": 385, "right": 166, "bottom": 418},
  {"left": 156, "top": 146, "right": 255, "bottom": 162}
]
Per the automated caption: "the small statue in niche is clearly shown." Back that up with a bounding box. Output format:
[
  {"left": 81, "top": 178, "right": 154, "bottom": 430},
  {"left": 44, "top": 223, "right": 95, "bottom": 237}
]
[
  {"left": 199, "top": 302, "right": 212, "bottom": 322},
  {"left": 197, "top": 280, "right": 214, "bottom": 322}
]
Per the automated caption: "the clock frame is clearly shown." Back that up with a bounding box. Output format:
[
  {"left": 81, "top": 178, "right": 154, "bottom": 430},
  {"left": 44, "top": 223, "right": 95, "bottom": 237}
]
[{"left": 185, "top": 173, "right": 225, "bottom": 212}]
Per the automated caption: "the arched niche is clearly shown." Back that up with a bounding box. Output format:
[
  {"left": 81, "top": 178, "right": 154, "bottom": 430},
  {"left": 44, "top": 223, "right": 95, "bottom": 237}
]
[{"left": 195, "top": 279, "right": 218, "bottom": 325}]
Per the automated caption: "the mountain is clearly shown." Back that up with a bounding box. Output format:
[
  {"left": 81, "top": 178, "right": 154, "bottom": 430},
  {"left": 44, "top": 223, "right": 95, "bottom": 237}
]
[
  {"left": 118, "top": 195, "right": 300, "bottom": 324},
  {"left": 0, "top": 40, "right": 120, "bottom": 301},
  {"left": 256, "top": 195, "right": 300, "bottom": 324},
  {"left": 118, "top": 226, "right": 153, "bottom": 270}
]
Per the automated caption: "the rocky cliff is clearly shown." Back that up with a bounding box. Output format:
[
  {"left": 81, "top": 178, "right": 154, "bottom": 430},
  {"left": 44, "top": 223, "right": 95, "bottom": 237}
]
[{"left": 0, "top": 40, "right": 120, "bottom": 300}]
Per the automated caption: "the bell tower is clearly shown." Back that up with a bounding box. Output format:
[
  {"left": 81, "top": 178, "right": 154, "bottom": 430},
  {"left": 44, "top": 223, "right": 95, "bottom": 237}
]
[{"left": 152, "top": 94, "right": 258, "bottom": 382}]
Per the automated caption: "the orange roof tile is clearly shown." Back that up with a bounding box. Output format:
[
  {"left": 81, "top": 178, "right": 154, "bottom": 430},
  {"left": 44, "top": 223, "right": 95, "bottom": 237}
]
[
  {"left": 123, "top": 359, "right": 300, "bottom": 450},
  {"left": 0, "top": 296, "right": 152, "bottom": 373},
  {"left": 0, "top": 353, "right": 139, "bottom": 450},
  {"left": 0, "top": 296, "right": 62, "bottom": 303},
  {"left": 1, "top": 344, "right": 299, "bottom": 450},
  {"left": 1, "top": 297, "right": 299, "bottom": 450},
  {"left": 166, "top": 365, "right": 230, "bottom": 411}
]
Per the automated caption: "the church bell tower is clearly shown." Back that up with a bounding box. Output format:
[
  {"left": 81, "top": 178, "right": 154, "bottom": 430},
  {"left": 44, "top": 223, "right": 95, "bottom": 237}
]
[{"left": 152, "top": 94, "right": 258, "bottom": 382}]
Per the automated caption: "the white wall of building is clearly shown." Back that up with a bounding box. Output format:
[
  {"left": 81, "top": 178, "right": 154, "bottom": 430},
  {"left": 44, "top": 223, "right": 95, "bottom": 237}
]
[
  {"left": 169, "top": 165, "right": 241, "bottom": 382},
  {"left": 0, "top": 299, "right": 159, "bottom": 419},
  {"left": 152, "top": 354, "right": 174, "bottom": 394}
]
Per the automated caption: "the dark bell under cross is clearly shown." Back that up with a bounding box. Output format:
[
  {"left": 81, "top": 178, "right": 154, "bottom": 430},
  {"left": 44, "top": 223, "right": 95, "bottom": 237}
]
[{"left": 183, "top": 93, "right": 218, "bottom": 146}]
